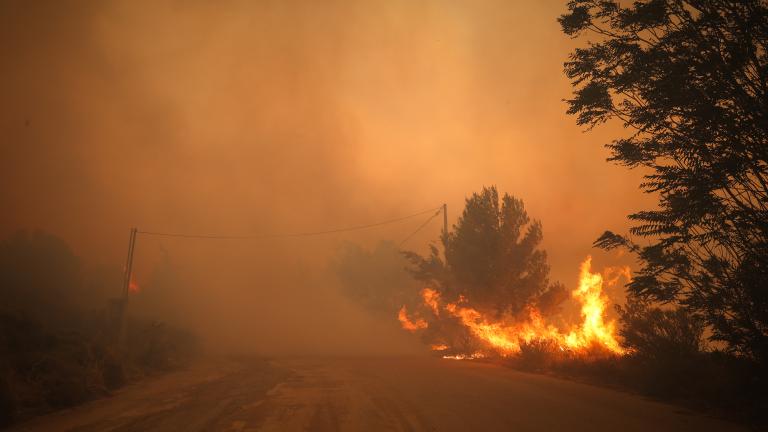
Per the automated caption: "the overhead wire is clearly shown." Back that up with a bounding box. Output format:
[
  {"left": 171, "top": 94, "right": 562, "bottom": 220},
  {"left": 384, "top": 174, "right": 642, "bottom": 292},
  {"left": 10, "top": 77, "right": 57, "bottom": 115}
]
[
  {"left": 398, "top": 208, "right": 443, "bottom": 248},
  {"left": 136, "top": 205, "right": 443, "bottom": 240}
]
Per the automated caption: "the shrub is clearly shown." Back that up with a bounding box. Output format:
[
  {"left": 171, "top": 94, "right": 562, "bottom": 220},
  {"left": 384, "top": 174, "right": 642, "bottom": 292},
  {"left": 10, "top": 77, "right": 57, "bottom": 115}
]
[
  {"left": 615, "top": 298, "right": 706, "bottom": 397},
  {"left": 617, "top": 298, "right": 705, "bottom": 363},
  {"left": 515, "top": 339, "right": 562, "bottom": 372}
]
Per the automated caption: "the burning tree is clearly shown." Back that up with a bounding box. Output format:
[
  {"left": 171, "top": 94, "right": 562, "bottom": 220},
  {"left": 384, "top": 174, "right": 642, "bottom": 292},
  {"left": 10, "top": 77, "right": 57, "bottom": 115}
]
[
  {"left": 399, "top": 187, "right": 628, "bottom": 358},
  {"left": 403, "top": 186, "right": 566, "bottom": 319}
]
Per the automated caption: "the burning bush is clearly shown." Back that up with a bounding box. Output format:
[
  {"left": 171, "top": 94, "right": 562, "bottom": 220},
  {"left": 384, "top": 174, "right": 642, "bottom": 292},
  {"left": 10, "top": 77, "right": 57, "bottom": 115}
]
[
  {"left": 398, "top": 188, "right": 629, "bottom": 361},
  {"left": 398, "top": 258, "right": 628, "bottom": 359}
]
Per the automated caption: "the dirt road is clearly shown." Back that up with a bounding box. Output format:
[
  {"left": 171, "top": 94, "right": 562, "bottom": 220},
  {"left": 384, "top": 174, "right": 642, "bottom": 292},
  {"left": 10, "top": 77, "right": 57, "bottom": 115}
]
[{"left": 11, "top": 356, "right": 742, "bottom": 431}]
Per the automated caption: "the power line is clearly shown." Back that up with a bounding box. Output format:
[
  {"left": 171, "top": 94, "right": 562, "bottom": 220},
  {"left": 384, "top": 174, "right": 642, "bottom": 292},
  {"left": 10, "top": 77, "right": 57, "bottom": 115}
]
[
  {"left": 398, "top": 208, "right": 443, "bottom": 247},
  {"left": 137, "top": 206, "right": 443, "bottom": 240}
]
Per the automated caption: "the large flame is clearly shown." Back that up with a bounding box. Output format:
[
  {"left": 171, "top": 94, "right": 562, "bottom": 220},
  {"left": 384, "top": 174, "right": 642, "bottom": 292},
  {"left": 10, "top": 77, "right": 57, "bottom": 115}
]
[
  {"left": 563, "top": 257, "right": 624, "bottom": 354},
  {"left": 398, "top": 256, "right": 628, "bottom": 358},
  {"left": 422, "top": 288, "right": 440, "bottom": 316}
]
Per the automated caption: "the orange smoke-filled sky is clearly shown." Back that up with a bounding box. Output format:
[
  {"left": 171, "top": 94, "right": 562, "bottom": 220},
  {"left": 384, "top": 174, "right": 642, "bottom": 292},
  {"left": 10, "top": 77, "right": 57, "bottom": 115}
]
[{"left": 1, "top": 1, "right": 653, "bottom": 353}]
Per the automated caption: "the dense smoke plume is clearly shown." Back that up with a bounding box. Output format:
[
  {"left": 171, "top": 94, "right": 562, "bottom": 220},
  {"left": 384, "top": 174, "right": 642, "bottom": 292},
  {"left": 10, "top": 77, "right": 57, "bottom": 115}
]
[{"left": 1, "top": 1, "right": 647, "bottom": 355}]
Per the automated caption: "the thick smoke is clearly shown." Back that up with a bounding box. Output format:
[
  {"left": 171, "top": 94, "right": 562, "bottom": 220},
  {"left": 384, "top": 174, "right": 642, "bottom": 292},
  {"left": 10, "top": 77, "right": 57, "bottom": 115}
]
[{"left": 1, "top": 0, "right": 643, "bottom": 355}]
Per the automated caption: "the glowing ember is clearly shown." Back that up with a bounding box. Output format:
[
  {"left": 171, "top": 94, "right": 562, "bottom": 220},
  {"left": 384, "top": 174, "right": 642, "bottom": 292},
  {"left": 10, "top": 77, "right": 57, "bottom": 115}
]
[
  {"left": 430, "top": 344, "right": 449, "bottom": 351},
  {"left": 398, "top": 256, "right": 628, "bottom": 358},
  {"left": 398, "top": 305, "right": 428, "bottom": 331},
  {"left": 442, "top": 352, "right": 486, "bottom": 360}
]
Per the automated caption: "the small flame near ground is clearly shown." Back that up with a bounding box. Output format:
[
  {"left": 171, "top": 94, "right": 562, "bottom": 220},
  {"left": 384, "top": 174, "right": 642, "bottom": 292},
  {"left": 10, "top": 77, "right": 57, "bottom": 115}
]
[
  {"left": 442, "top": 352, "right": 486, "bottom": 360},
  {"left": 128, "top": 277, "right": 140, "bottom": 294},
  {"left": 397, "top": 256, "right": 629, "bottom": 359}
]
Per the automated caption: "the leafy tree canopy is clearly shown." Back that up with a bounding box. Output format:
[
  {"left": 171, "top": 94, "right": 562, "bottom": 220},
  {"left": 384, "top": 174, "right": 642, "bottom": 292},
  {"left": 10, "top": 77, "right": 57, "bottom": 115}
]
[{"left": 560, "top": 1, "right": 768, "bottom": 361}]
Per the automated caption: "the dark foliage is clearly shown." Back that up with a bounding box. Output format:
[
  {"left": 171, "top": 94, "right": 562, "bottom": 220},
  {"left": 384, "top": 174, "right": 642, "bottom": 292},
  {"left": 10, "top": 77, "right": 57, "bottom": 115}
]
[
  {"left": 0, "top": 230, "right": 198, "bottom": 425},
  {"left": 515, "top": 339, "right": 562, "bottom": 372},
  {"left": 542, "top": 347, "right": 766, "bottom": 424},
  {"left": 616, "top": 297, "right": 705, "bottom": 363},
  {"left": 560, "top": 0, "right": 768, "bottom": 363},
  {"left": 614, "top": 298, "right": 709, "bottom": 397},
  {"left": 0, "top": 231, "right": 83, "bottom": 323}
]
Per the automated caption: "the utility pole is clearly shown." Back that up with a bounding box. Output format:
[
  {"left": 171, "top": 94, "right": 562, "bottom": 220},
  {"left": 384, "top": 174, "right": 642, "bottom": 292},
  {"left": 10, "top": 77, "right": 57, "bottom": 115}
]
[
  {"left": 442, "top": 203, "right": 449, "bottom": 261},
  {"left": 122, "top": 227, "right": 138, "bottom": 300},
  {"left": 115, "top": 227, "right": 137, "bottom": 344},
  {"left": 442, "top": 203, "right": 448, "bottom": 238}
]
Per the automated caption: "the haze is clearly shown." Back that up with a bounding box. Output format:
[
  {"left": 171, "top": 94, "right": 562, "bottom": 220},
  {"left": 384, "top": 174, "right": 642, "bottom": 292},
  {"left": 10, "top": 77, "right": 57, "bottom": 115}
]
[{"left": 1, "top": 1, "right": 652, "bottom": 355}]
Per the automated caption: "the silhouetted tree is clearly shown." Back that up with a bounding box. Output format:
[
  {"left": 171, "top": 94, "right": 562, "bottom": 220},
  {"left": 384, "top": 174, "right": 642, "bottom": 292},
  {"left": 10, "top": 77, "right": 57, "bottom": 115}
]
[
  {"left": 404, "top": 186, "right": 566, "bottom": 316},
  {"left": 332, "top": 241, "right": 420, "bottom": 316},
  {"left": 0, "top": 230, "right": 83, "bottom": 323},
  {"left": 560, "top": 1, "right": 768, "bottom": 361}
]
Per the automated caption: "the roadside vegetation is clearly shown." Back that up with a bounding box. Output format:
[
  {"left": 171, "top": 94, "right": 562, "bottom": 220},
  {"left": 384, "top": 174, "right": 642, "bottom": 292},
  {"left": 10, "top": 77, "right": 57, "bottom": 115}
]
[
  {"left": 556, "top": 0, "right": 768, "bottom": 425},
  {"left": 337, "top": 181, "right": 766, "bottom": 425},
  {"left": 508, "top": 305, "right": 764, "bottom": 423},
  {"left": 0, "top": 230, "right": 197, "bottom": 427}
]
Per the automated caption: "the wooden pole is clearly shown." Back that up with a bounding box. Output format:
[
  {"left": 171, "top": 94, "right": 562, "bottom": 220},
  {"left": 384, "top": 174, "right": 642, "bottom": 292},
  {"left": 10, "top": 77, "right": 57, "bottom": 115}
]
[
  {"left": 116, "top": 228, "right": 137, "bottom": 344},
  {"left": 442, "top": 203, "right": 447, "bottom": 238},
  {"left": 121, "top": 227, "right": 137, "bottom": 300}
]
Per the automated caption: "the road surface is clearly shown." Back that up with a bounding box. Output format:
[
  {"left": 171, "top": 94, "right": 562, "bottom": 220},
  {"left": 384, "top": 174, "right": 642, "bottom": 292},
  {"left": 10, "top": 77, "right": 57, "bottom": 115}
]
[{"left": 11, "top": 356, "right": 742, "bottom": 432}]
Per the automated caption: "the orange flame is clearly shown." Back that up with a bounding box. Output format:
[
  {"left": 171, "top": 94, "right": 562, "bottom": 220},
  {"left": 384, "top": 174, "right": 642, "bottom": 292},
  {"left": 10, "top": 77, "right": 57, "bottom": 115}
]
[
  {"left": 398, "top": 306, "right": 428, "bottom": 331},
  {"left": 398, "top": 256, "right": 628, "bottom": 358},
  {"left": 442, "top": 352, "right": 486, "bottom": 360},
  {"left": 562, "top": 257, "right": 625, "bottom": 354},
  {"left": 422, "top": 288, "right": 440, "bottom": 316}
]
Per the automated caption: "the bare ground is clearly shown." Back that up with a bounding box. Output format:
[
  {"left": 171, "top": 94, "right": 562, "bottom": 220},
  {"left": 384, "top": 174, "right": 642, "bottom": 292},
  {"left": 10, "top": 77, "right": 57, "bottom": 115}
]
[{"left": 9, "top": 356, "right": 744, "bottom": 432}]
